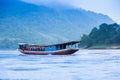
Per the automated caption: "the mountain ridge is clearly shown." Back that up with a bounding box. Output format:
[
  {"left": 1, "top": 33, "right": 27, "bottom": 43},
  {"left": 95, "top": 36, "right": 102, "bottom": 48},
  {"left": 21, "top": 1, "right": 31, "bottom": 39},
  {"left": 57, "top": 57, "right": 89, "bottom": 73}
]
[{"left": 0, "top": 0, "right": 115, "bottom": 49}]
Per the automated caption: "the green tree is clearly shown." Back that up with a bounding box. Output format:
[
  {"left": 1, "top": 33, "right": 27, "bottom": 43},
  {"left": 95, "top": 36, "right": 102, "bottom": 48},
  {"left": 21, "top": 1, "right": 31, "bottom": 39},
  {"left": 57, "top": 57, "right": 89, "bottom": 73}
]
[
  {"left": 80, "top": 34, "right": 93, "bottom": 48},
  {"left": 80, "top": 23, "right": 120, "bottom": 48}
]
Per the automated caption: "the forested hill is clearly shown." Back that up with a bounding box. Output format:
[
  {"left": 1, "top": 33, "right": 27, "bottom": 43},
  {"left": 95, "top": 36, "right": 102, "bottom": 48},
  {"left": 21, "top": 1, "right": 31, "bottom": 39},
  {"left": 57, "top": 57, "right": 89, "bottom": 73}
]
[
  {"left": 80, "top": 23, "right": 120, "bottom": 48},
  {"left": 0, "top": 0, "right": 114, "bottom": 49}
]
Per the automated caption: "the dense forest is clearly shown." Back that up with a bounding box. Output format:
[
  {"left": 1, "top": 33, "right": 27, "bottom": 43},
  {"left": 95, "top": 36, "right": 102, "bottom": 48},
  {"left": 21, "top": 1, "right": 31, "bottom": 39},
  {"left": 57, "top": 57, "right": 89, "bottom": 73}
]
[{"left": 80, "top": 23, "right": 120, "bottom": 48}]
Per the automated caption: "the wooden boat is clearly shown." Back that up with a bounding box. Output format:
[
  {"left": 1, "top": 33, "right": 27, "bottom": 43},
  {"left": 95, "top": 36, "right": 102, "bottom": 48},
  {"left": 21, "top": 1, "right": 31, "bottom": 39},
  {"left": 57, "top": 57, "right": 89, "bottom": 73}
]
[{"left": 18, "top": 41, "right": 79, "bottom": 55}]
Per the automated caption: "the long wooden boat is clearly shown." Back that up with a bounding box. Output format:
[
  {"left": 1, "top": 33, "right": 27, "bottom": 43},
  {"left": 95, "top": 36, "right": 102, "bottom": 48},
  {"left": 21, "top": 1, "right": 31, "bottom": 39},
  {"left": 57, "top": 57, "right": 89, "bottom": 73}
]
[{"left": 18, "top": 41, "right": 79, "bottom": 55}]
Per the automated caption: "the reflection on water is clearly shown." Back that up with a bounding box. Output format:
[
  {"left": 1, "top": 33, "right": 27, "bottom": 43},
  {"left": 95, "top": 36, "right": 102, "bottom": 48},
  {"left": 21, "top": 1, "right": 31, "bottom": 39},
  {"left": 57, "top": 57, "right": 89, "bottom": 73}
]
[{"left": 0, "top": 49, "right": 120, "bottom": 80}]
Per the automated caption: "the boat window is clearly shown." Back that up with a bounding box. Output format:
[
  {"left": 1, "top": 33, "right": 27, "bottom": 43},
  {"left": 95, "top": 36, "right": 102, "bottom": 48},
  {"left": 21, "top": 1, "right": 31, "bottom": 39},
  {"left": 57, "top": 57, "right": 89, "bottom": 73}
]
[{"left": 49, "top": 46, "right": 52, "bottom": 48}]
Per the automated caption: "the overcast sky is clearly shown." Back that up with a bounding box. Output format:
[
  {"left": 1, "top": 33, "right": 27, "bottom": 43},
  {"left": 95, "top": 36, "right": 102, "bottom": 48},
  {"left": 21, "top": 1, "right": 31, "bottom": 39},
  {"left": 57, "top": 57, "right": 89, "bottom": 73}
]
[{"left": 22, "top": 0, "right": 120, "bottom": 24}]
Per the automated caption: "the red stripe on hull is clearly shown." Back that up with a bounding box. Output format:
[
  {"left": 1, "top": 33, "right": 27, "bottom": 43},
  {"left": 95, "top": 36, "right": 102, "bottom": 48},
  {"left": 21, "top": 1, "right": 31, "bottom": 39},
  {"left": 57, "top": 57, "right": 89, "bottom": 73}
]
[{"left": 19, "top": 49, "right": 79, "bottom": 55}]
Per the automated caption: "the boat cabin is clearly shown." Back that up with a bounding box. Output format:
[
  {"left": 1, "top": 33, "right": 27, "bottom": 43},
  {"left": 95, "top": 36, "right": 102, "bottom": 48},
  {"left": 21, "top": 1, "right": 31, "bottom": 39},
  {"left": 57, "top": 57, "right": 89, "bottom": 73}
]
[{"left": 19, "top": 41, "right": 80, "bottom": 51}]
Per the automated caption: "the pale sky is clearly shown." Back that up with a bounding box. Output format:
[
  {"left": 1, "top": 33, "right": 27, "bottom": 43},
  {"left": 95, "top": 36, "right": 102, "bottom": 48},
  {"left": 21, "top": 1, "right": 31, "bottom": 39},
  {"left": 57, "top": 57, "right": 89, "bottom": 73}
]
[{"left": 22, "top": 0, "right": 120, "bottom": 24}]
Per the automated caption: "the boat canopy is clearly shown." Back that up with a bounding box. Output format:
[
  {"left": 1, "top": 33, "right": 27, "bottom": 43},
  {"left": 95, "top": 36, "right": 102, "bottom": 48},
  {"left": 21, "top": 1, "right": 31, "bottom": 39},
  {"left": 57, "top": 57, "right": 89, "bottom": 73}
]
[{"left": 20, "top": 41, "right": 80, "bottom": 47}]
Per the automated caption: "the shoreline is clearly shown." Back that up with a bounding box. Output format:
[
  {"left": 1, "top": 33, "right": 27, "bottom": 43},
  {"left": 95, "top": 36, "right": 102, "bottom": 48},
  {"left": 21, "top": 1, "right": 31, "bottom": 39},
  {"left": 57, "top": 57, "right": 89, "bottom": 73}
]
[
  {"left": 1, "top": 46, "right": 120, "bottom": 50},
  {"left": 80, "top": 45, "right": 120, "bottom": 49}
]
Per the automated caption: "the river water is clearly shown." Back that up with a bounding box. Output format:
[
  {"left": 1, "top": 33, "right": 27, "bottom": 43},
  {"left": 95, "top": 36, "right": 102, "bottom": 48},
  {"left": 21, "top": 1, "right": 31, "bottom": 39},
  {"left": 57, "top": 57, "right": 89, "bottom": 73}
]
[{"left": 0, "top": 49, "right": 120, "bottom": 80}]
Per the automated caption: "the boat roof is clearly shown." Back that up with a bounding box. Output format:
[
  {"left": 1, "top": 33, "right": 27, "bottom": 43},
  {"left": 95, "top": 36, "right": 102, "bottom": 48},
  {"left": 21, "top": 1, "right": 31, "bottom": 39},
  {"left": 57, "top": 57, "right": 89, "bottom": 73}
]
[{"left": 22, "top": 41, "right": 80, "bottom": 47}]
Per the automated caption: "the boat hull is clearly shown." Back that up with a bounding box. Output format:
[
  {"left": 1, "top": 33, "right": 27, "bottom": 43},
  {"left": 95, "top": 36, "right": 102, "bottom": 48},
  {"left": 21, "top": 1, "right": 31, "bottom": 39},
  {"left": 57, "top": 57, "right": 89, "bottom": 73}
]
[{"left": 19, "top": 49, "right": 79, "bottom": 55}]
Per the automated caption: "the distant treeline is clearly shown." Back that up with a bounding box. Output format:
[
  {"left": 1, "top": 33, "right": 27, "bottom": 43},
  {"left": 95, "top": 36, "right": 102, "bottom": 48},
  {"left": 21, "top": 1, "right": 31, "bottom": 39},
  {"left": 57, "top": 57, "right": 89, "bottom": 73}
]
[
  {"left": 0, "top": 38, "right": 19, "bottom": 49},
  {"left": 0, "top": 23, "right": 119, "bottom": 50},
  {"left": 80, "top": 23, "right": 120, "bottom": 48}
]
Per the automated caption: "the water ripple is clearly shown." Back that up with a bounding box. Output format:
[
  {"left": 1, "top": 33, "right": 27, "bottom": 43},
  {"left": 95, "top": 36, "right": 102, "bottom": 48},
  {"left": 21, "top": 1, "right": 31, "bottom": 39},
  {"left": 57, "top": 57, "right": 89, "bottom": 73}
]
[{"left": 0, "top": 50, "right": 120, "bottom": 80}]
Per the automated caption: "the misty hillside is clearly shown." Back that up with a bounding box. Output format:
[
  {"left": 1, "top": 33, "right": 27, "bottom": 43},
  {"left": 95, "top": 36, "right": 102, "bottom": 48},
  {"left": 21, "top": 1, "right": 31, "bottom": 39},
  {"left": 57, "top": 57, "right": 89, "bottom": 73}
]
[{"left": 0, "top": 0, "right": 114, "bottom": 49}]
